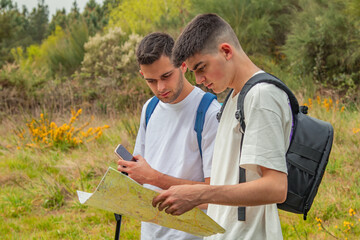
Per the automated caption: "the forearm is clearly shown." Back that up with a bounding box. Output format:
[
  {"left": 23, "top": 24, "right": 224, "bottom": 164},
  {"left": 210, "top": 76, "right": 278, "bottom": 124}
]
[
  {"left": 152, "top": 167, "right": 287, "bottom": 215},
  {"left": 150, "top": 172, "right": 210, "bottom": 190},
  {"left": 197, "top": 171, "right": 287, "bottom": 206}
]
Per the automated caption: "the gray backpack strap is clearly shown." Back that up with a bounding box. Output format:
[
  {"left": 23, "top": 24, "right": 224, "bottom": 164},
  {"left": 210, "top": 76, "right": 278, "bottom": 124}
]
[
  {"left": 238, "top": 136, "right": 246, "bottom": 221},
  {"left": 216, "top": 89, "right": 233, "bottom": 122},
  {"left": 236, "top": 73, "right": 299, "bottom": 132},
  {"left": 236, "top": 72, "right": 299, "bottom": 221},
  {"left": 215, "top": 89, "right": 246, "bottom": 221}
]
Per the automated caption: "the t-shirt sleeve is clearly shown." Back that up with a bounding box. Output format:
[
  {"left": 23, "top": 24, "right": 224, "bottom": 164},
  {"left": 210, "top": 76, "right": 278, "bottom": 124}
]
[
  {"left": 240, "top": 84, "right": 291, "bottom": 175},
  {"left": 201, "top": 100, "right": 221, "bottom": 178}
]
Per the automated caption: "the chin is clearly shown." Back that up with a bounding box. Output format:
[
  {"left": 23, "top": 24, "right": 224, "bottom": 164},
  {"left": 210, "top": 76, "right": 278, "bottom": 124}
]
[{"left": 212, "top": 88, "right": 222, "bottom": 94}]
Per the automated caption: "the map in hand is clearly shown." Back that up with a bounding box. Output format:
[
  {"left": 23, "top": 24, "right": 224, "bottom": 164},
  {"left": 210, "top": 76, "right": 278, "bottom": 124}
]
[{"left": 77, "top": 167, "right": 225, "bottom": 237}]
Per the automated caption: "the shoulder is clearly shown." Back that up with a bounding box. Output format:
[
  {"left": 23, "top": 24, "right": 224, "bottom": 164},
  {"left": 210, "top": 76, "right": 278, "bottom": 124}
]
[
  {"left": 245, "top": 83, "right": 289, "bottom": 110},
  {"left": 140, "top": 97, "right": 157, "bottom": 117},
  {"left": 193, "top": 87, "right": 221, "bottom": 111}
]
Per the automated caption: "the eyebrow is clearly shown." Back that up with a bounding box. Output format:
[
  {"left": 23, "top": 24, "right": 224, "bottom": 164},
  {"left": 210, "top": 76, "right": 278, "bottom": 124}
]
[
  {"left": 161, "top": 69, "right": 174, "bottom": 77},
  {"left": 144, "top": 69, "right": 175, "bottom": 81},
  {"left": 191, "top": 62, "right": 204, "bottom": 72}
]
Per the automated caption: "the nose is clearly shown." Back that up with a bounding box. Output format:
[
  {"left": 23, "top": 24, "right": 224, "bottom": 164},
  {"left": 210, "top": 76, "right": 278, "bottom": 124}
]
[
  {"left": 195, "top": 73, "right": 205, "bottom": 85},
  {"left": 157, "top": 80, "right": 166, "bottom": 92}
]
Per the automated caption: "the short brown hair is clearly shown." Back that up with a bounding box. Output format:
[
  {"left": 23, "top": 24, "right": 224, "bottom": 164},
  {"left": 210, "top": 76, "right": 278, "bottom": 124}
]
[
  {"left": 136, "top": 32, "right": 174, "bottom": 65},
  {"left": 172, "top": 13, "right": 240, "bottom": 67}
]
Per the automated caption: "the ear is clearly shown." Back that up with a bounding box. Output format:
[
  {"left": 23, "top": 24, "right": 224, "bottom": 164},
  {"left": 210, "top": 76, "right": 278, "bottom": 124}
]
[
  {"left": 219, "top": 43, "right": 233, "bottom": 61},
  {"left": 180, "top": 62, "right": 187, "bottom": 73}
]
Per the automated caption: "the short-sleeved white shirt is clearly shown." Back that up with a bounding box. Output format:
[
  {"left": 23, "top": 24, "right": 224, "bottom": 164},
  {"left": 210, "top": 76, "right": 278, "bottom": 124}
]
[
  {"left": 205, "top": 74, "right": 292, "bottom": 240},
  {"left": 134, "top": 86, "right": 220, "bottom": 240}
]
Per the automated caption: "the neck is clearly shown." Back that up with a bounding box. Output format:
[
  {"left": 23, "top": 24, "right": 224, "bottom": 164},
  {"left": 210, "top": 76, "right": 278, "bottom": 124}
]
[
  {"left": 173, "top": 78, "right": 194, "bottom": 103},
  {"left": 229, "top": 51, "right": 260, "bottom": 96}
]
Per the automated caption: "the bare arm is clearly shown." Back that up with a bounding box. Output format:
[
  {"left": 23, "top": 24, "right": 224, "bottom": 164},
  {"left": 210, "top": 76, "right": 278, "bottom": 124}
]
[
  {"left": 152, "top": 166, "right": 287, "bottom": 215},
  {"left": 117, "top": 155, "right": 210, "bottom": 190}
]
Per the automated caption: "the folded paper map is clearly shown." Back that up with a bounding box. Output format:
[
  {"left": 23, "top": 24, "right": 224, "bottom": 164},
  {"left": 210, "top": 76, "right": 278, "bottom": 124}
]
[{"left": 77, "top": 167, "right": 225, "bottom": 237}]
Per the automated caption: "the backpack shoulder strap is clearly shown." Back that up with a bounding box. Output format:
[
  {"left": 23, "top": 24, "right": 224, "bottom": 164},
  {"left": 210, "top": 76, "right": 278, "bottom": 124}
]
[
  {"left": 216, "top": 89, "right": 233, "bottom": 122},
  {"left": 236, "top": 72, "right": 299, "bottom": 132},
  {"left": 236, "top": 72, "right": 299, "bottom": 221},
  {"left": 195, "top": 92, "right": 217, "bottom": 158},
  {"left": 145, "top": 96, "right": 159, "bottom": 129}
]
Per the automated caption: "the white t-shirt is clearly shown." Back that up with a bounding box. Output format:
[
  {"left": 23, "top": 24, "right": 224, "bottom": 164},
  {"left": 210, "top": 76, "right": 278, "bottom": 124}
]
[
  {"left": 134, "top": 86, "right": 221, "bottom": 240},
  {"left": 205, "top": 76, "right": 292, "bottom": 240}
]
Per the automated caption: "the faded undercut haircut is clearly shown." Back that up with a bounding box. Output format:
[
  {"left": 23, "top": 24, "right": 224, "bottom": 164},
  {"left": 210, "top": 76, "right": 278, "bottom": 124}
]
[
  {"left": 172, "top": 13, "right": 241, "bottom": 68},
  {"left": 136, "top": 32, "right": 174, "bottom": 65}
]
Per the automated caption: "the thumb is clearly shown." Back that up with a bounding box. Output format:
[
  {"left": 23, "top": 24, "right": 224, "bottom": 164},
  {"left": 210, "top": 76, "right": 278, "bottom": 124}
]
[{"left": 133, "top": 154, "right": 144, "bottom": 162}]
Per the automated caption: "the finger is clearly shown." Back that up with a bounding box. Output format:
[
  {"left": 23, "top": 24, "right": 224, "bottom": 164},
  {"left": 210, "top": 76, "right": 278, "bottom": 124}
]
[
  {"left": 165, "top": 205, "right": 177, "bottom": 215},
  {"left": 152, "top": 192, "right": 166, "bottom": 208},
  {"left": 117, "top": 165, "right": 125, "bottom": 172},
  {"left": 158, "top": 201, "right": 168, "bottom": 211},
  {"left": 158, "top": 197, "right": 174, "bottom": 211},
  {"left": 117, "top": 159, "right": 126, "bottom": 165},
  {"left": 171, "top": 209, "right": 184, "bottom": 216},
  {"left": 133, "top": 155, "right": 143, "bottom": 162},
  {"left": 117, "top": 159, "right": 132, "bottom": 168},
  {"left": 152, "top": 195, "right": 161, "bottom": 207}
]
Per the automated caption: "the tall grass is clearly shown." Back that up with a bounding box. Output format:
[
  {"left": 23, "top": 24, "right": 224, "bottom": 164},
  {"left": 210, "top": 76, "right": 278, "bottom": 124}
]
[
  {"left": 0, "top": 112, "right": 141, "bottom": 239},
  {"left": 1, "top": 96, "right": 359, "bottom": 239}
]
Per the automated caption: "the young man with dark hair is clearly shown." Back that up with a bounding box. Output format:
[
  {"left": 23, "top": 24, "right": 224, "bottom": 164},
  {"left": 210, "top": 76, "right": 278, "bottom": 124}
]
[
  {"left": 152, "top": 14, "right": 292, "bottom": 239},
  {"left": 117, "top": 32, "right": 220, "bottom": 240}
]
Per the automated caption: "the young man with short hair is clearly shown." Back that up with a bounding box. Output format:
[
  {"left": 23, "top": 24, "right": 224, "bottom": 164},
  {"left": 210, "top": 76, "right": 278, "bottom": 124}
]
[
  {"left": 117, "top": 32, "right": 220, "bottom": 240},
  {"left": 152, "top": 14, "right": 292, "bottom": 239}
]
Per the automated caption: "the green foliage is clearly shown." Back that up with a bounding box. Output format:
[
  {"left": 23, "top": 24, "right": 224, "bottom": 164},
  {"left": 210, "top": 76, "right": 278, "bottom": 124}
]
[
  {"left": 82, "top": 0, "right": 111, "bottom": 36},
  {"left": 1, "top": 0, "right": 359, "bottom": 115},
  {"left": 0, "top": 0, "right": 33, "bottom": 67},
  {"left": 251, "top": 54, "right": 316, "bottom": 97},
  {"left": 282, "top": 0, "right": 360, "bottom": 89},
  {"left": 107, "top": 0, "right": 192, "bottom": 35},
  {"left": 47, "top": 8, "right": 68, "bottom": 36},
  {"left": 11, "top": 21, "right": 89, "bottom": 77},
  {"left": 41, "top": 181, "right": 66, "bottom": 210},
  {"left": 46, "top": 21, "right": 89, "bottom": 76},
  {"left": 191, "top": 0, "right": 297, "bottom": 57},
  {"left": 1, "top": 192, "right": 33, "bottom": 218},
  {"left": 27, "top": 0, "right": 49, "bottom": 44}
]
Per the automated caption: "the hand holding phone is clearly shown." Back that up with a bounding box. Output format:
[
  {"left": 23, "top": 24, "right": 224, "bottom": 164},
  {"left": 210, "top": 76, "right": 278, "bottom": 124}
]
[
  {"left": 115, "top": 144, "right": 134, "bottom": 175},
  {"left": 114, "top": 144, "right": 134, "bottom": 161}
]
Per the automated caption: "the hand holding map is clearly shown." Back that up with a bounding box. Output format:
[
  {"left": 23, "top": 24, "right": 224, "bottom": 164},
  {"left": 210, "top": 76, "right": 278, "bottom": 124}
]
[{"left": 77, "top": 167, "right": 225, "bottom": 237}]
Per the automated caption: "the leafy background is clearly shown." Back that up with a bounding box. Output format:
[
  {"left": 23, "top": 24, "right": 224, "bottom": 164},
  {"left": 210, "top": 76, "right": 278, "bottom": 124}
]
[{"left": 0, "top": 0, "right": 359, "bottom": 239}]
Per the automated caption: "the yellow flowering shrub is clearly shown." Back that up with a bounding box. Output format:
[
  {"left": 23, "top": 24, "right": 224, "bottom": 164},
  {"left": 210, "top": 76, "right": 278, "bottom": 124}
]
[
  {"left": 303, "top": 95, "right": 345, "bottom": 113},
  {"left": 16, "top": 109, "right": 109, "bottom": 149},
  {"left": 315, "top": 208, "right": 359, "bottom": 238}
]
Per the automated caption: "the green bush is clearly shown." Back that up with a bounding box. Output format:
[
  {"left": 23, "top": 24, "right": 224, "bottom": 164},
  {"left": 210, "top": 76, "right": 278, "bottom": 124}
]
[
  {"left": 75, "top": 28, "right": 151, "bottom": 112},
  {"left": 45, "top": 21, "right": 89, "bottom": 76},
  {"left": 9, "top": 20, "right": 89, "bottom": 78},
  {"left": 191, "top": 0, "right": 297, "bottom": 57},
  {"left": 282, "top": 0, "right": 360, "bottom": 89},
  {"left": 107, "top": 0, "right": 192, "bottom": 35},
  {"left": 81, "top": 27, "right": 140, "bottom": 79}
]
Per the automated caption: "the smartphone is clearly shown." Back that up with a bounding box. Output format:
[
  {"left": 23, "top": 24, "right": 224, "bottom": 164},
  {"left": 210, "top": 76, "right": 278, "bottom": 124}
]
[
  {"left": 114, "top": 144, "right": 134, "bottom": 161},
  {"left": 115, "top": 144, "right": 134, "bottom": 176}
]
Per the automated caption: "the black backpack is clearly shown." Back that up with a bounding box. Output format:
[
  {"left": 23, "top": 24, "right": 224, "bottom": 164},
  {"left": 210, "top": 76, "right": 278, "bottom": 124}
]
[{"left": 216, "top": 72, "right": 334, "bottom": 220}]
